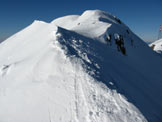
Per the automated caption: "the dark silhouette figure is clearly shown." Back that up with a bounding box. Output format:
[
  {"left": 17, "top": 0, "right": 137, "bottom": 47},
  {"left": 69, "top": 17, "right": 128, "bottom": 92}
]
[
  {"left": 120, "top": 35, "right": 124, "bottom": 46},
  {"left": 126, "top": 29, "right": 129, "bottom": 34},
  {"left": 119, "top": 35, "right": 126, "bottom": 55},
  {"left": 106, "top": 34, "right": 112, "bottom": 45},
  {"left": 115, "top": 17, "right": 122, "bottom": 24},
  {"left": 120, "top": 46, "right": 126, "bottom": 55},
  {"left": 114, "top": 34, "right": 120, "bottom": 51}
]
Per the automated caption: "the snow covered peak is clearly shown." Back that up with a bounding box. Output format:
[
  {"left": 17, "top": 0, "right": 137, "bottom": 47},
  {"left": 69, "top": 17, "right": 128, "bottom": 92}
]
[
  {"left": 0, "top": 10, "right": 162, "bottom": 122},
  {"left": 52, "top": 10, "right": 128, "bottom": 39},
  {"left": 81, "top": 9, "right": 109, "bottom": 17},
  {"left": 79, "top": 10, "right": 113, "bottom": 21}
]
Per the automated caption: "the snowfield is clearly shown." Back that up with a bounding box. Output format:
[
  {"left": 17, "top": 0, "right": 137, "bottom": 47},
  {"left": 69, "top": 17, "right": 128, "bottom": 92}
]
[
  {"left": 150, "top": 38, "right": 162, "bottom": 55},
  {"left": 0, "top": 10, "right": 162, "bottom": 122}
]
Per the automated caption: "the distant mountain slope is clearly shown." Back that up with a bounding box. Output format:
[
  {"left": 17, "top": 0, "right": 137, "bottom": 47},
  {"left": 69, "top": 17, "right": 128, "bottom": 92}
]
[
  {"left": 150, "top": 38, "right": 162, "bottom": 55},
  {"left": 0, "top": 10, "right": 162, "bottom": 122}
]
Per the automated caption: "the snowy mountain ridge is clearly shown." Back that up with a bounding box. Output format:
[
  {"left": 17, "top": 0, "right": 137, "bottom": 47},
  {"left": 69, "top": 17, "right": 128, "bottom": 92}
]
[{"left": 0, "top": 10, "right": 162, "bottom": 122}]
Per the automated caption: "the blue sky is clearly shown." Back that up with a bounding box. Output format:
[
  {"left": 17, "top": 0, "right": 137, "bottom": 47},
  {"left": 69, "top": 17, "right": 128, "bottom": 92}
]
[{"left": 0, "top": 0, "right": 162, "bottom": 43}]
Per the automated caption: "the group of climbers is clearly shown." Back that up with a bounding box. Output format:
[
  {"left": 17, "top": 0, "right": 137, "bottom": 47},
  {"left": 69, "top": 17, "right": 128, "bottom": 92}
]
[
  {"left": 104, "top": 17, "right": 135, "bottom": 56},
  {"left": 114, "top": 34, "right": 126, "bottom": 55},
  {"left": 105, "top": 31, "right": 134, "bottom": 56}
]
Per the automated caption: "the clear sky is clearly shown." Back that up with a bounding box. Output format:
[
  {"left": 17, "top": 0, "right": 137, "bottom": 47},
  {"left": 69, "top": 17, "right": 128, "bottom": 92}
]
[{"left": 0, "top": 0, "right": 162, "bottom": 43}]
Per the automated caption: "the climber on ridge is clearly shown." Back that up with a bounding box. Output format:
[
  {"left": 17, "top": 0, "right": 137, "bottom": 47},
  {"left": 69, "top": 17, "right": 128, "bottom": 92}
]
[
  {"left": 126, "top": 29, "right": 129, "bottom": 34},
  {"left": 119, "top": 35, "right": 126, "bottom": 55},
  {"left": 114, "top": 34, "right": 120, "bottom": 51},
  {"left": 115, "top": 17, "right": 122, "bottom": 24},
  {"left": 120, "top": 35, "right": 124, "bottom": 46},
  {"left": 106, "top": 34, "right": 112, "bottom": 45}
]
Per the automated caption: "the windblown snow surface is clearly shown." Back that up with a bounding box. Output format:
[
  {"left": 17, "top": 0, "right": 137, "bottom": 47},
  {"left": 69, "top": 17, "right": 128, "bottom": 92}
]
[{"left": 0, "top": 10, "right": 162, "bottom": 122}]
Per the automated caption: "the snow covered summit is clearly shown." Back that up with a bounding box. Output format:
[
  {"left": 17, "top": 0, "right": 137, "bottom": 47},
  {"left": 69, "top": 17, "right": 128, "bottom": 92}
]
[
  {"left": 52, "top": 10, "right": 128, "bottom": 39},
  {"left": 0, "top": 10, "right": 162, "bottom": 122}
]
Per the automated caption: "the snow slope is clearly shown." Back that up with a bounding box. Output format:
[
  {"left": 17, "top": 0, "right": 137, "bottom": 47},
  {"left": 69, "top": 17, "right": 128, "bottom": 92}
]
[
  {"left": 0, "top": 10, "right": 162, "bottom": 122},
  {"left": 149, "top": 38, "right": 162, "bottom": 54}
]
